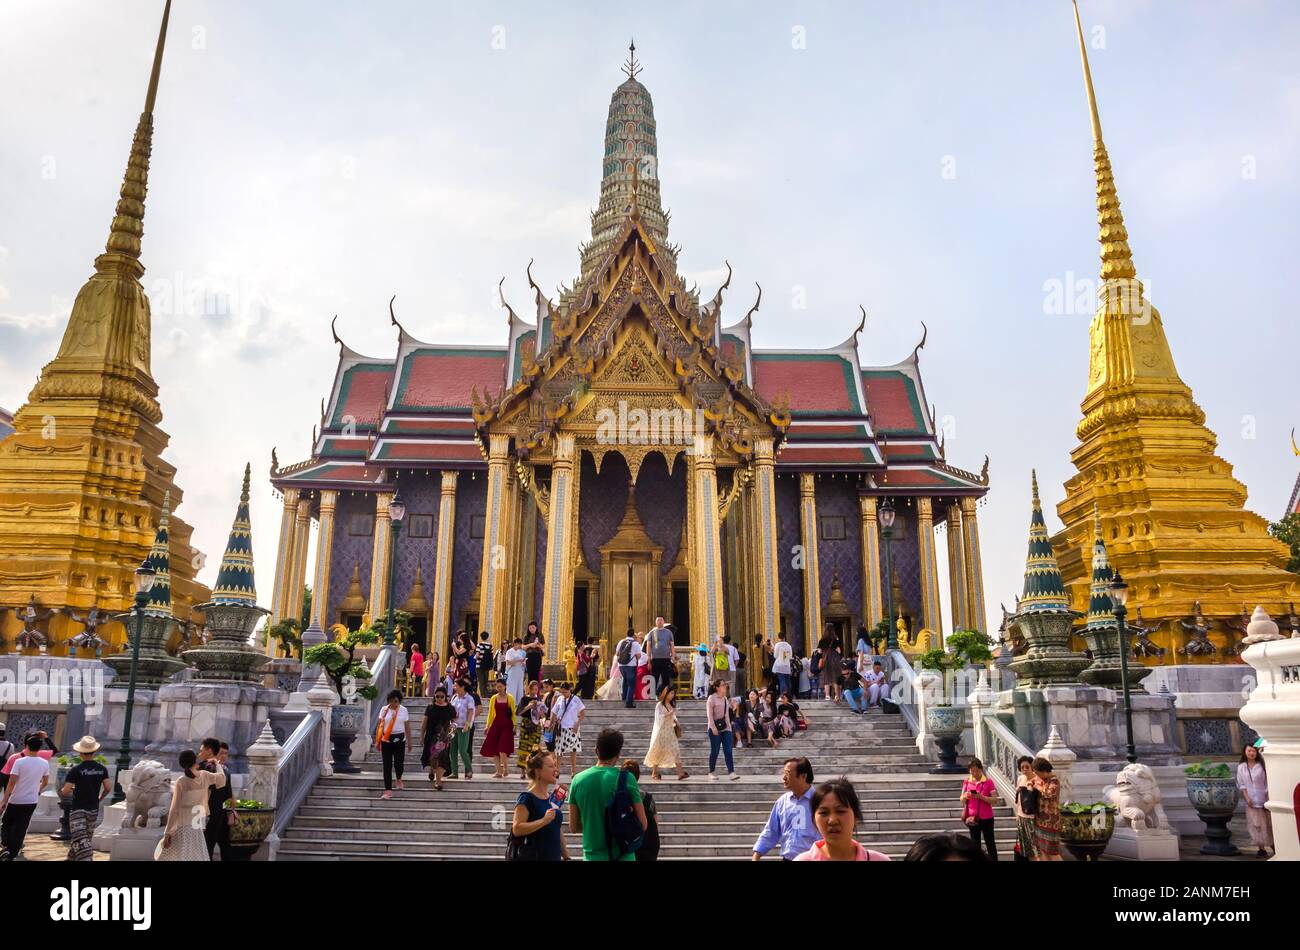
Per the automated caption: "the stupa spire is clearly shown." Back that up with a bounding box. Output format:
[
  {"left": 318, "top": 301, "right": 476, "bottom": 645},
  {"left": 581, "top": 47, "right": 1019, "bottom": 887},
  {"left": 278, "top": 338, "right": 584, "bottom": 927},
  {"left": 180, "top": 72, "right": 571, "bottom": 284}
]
[
  {"left": 143, "top": 491, "right": 173, "bottom": 618},
  {"left": 1020, "top": 471, "right": 1070, "bottom": 613},
  {"left": 623, "top": 39, "right": 642, "bottom": 80},
  {"left": 1086, "top": 504, "right": 1116, "bottom": 630},
  {"left": 1072, "top": 0, "right": 1135, "bottom": 282},
  {"left": 211, "top": 463, "right": 257, "bottom": 606},
  {"left": 102, "top": 0, "right": 173, "bottom": 269}
]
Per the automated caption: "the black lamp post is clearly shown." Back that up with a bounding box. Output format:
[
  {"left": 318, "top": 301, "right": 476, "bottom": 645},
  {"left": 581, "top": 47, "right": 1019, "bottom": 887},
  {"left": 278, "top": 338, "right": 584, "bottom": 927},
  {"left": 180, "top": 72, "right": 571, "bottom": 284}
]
[
  {"left": 880, "top": 499, "right": 897, "bottom": 652},
  {"left": 382, "top": 489, "right": 406, "bottom": 647},
  {"left": 1110, "top": 570, "right": 1138, "bottom": 764},
  {"left": 111, "top": 560, "right": 157, "bottom": 803}
]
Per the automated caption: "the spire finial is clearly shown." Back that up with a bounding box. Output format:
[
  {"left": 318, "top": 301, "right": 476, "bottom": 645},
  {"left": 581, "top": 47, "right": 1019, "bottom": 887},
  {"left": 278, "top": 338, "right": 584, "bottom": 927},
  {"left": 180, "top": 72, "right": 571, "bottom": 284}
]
[
  {"left": 1071, "top": 1, "right": 1103, "bottom": 145},
  {"left": 623, "top": 39, "right": 642, "bottom": 80},
  {"left": 241, "top": 462, "right": 251, "bottom": 502},
  {"left": 212, "top": 465, "right": 258, "bottom": 606},
  {"left": 144, "top": 0, "right": 173, "bottom": 115}
]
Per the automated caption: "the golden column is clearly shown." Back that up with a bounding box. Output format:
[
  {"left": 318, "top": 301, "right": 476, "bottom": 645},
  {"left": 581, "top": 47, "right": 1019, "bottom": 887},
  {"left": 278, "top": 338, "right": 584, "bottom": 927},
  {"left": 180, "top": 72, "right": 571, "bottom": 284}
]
[
  {"left": 752, "top": 438, "right": 782, "bottom": 637},
  {"left": 946, "top": 502, "right": 968, "bottom": 632},
  {"left": 798, "top": 472, "right": 822, "bottom": 652},
  {"left": 367, "top": 492, "right": 392, "bottom": 622},
  {"left": 268, "top": 488, "right": 299, "bottom": 624},
  {"left": 858, "top": 494, "right": 883, "bottom": 629},
  {"left": 286, "top": 495, "right": 313, "bottom": 624},
  {"left": 478, "top": 434, "right": 514, "bottom": 642},
  {"left": 308, "top": 490, "right": 338, "bottom": 630},
  {"left": 540, "top": 433, "right": 577, "bottom": 662},
  {"left": 960, "top": 496, "right": 987, "bottom": 633},
  {"left": 916, "top": 497, "right": 943, "bottom": 636},
  {"left": 430, "top": 471, "right": 458, "bottom": 654},
  {"left": 691, "top": 434, "right": 726, "bottom": 642}
]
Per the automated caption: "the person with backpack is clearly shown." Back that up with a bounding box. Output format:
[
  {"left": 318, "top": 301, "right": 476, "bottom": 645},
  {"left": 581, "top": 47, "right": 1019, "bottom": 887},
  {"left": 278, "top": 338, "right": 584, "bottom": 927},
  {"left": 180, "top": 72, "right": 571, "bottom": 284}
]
[
  {"left": 809, "top": 647, "right": 824, "bottom": 696},
  {"left": 568, "top": 728, "right": 647, "bottom": 862},
  {"left": 509, "top": 750, "right": 570, "bottom": 861},
  {"left": 475, "top": 631, "right": 495, "bottom": 698},
  {"left": 711, "top": 635, "right": 733, "bottom": 696},
  {"left": 614, "top": 628, "right": 642, "bottom": 708},
  {"left": 621, "top": 760, "right": 660, "bottom": 860}
]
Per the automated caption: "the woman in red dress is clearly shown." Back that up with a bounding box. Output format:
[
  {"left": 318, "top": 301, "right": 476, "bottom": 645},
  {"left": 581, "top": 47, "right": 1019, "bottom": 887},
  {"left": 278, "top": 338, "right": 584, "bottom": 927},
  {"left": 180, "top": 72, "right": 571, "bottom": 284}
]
[{"left": 479, "top": 677, "right": 517, "bottom": 779}]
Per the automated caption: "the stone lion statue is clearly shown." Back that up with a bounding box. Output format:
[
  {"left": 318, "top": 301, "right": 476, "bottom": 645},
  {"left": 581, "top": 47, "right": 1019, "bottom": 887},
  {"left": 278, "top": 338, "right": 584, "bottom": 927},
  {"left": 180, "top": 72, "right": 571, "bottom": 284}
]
[
  {"left": 1103, "top": 762, "right": 1169, "bottom": 832},
  {"left": 124, "top": 760, "right": 173, "bottom": 829}
]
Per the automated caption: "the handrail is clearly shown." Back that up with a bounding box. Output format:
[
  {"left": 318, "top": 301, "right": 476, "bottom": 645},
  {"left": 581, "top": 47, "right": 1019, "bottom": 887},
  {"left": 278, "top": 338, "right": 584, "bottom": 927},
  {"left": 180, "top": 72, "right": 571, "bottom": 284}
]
[
  {"left": 367, "top": 646, "right": 399, "bottom": 730},
  {"left": 272, "top": 709, "right": 325, "bottom": 837},
  {"left": 982, "top": 714, "right": 1034, "bottom": 805},
  {"left": 886, "top": 649, "right": 920, "bottom": 736}
]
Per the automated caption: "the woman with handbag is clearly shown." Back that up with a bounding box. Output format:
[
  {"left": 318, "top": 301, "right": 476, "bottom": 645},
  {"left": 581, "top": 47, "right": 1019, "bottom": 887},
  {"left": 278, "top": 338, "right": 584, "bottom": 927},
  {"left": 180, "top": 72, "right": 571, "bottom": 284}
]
[
  {"left": 374, "top": 689, "right": 410, "bottom": 800},
  {"left": 960, "top": 757, "right": 998, "bottom": 860},
  {"left": 706, "top": 679, "right": 740, "bottom": 781},
  {"left": 644, "top": 685, "right": 690, "bottom": 781},
  {"left": 1012, "top": 755, "right": 1038, "bottom": 861},
  {"left": 420, "top": 686, "right": 455, "bottom": 790},
  {"left": 479, "top": 677, "right": 517, "bottom": 779},
  {"left": 509, "top": 751, "right": 570, "bottom": 861}
]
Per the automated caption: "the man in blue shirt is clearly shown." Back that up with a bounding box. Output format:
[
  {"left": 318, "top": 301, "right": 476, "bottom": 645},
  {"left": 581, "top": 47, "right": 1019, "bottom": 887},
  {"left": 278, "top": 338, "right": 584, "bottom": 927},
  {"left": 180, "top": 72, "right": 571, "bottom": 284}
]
[{"left": 752, "top": 757, "right": 819, "bottom": 861}]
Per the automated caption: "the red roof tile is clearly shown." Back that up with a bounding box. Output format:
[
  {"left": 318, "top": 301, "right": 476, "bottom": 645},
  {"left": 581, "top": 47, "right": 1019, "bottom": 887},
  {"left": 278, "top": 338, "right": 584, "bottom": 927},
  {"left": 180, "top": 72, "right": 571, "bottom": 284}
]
[
  {"left": 393, "top": 349, "right": 506, "bottom": 412},
  {"left": 752, "top": 354, "right": 862, "bottom": 416}
]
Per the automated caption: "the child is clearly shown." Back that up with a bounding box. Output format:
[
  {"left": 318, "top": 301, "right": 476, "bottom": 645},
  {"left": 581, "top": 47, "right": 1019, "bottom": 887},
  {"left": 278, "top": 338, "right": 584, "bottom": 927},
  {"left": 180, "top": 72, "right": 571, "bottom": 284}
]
[
  {"left": 691, "top": 644, "right": 711, "bottom": 699},
  {"left": 622, "top": 760, "right": 659, "bottom": 861}
]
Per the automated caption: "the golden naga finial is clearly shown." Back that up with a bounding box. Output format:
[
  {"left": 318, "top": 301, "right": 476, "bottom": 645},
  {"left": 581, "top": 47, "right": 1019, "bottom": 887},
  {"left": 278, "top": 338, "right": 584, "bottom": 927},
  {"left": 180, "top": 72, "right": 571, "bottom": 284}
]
[
  {"left": 1072, "top": 0, "right": 1136, "bottom": 282},
  {"left": 1291, "top": 427, "right": 1298, "bottom": 456}
]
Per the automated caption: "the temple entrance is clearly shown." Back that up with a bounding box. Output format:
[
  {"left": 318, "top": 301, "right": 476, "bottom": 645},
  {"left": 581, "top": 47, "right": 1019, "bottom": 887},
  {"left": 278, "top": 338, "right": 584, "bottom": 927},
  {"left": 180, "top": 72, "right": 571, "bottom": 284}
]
[
  {"left": 572, "top": 583, "right": 589, "bottom": 644},
  {"left": 671, "top": 583, "right": 691, "bottom": 645},
  {"left": 598, "top": 485, "right": 663, "bottom": 655}
]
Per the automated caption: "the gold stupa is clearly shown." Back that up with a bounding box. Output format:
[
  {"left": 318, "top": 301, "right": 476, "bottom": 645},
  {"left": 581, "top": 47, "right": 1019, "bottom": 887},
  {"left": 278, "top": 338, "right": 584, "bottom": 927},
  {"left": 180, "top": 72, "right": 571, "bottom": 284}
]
[
  {"left": 0, "top": 0, "right": 209, "bottom": 654},
  {"left": 1051, "top": 2, "right": 1298, "bottom": 662}
]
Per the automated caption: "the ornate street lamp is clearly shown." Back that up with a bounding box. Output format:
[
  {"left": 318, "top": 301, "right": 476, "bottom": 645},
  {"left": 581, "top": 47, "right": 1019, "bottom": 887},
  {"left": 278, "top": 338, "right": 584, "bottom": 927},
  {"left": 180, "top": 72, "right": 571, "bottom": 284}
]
[
  {"left": 1110, "top": 570, "right": 1137, "bottom": 764},
  {"left": 111, "top": 559, "right": 156, "bottom": 803},
  {"left": 382, "top": 489, "right": 406, "bottom": 647},
  {"left": 880, "top": 498, "right": 897, "bottom": 652}
]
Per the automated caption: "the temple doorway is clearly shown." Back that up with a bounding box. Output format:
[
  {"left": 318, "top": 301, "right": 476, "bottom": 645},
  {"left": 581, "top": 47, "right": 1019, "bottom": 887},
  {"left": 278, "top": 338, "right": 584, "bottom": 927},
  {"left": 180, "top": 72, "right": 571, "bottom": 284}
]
[
  {"left": 671, "top": 583, "right": 691, "bottom": 645},
  {"left": 572, "top": 583, "right": 590, "bottom": 645}
]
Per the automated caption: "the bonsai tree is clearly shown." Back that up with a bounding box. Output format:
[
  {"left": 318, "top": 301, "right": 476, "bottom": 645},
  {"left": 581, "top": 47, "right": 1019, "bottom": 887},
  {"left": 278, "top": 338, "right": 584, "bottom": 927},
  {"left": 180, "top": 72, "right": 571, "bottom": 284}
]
[
  {"left": 369, "top": 609, "right": 414, "bottom": 648},
  {"left": 302, "top": 626, "right": 380, "bottom": 703},
  {"left": 947, "top": 629, "right": 995, "bottom": 667},
  {"left": 266, "top": 617, "right": 302, "bottom": 658}
]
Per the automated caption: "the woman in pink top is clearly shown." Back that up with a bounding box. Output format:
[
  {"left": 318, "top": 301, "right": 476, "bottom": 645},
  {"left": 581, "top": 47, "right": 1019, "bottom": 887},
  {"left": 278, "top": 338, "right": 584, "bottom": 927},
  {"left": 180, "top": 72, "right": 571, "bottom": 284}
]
[
  {"left": 961, "top": 757, "right": 998, "bottom": 860},
  {"left": 794, "top": 777, "right": 891, "bottom": 861},
  {"left": 705, "top": 680, "right": 739, "bottom": 781}
]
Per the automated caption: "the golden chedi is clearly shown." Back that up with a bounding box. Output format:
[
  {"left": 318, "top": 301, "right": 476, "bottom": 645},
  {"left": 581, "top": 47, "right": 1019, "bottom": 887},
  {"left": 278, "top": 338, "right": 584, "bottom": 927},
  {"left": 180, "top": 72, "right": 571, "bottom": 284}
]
[
  {"left": 1051, "top": 3, "right": 1298, "bottom": 663},
  {"left": 0, "top": 0, "right": 208, "bottom": 655}
]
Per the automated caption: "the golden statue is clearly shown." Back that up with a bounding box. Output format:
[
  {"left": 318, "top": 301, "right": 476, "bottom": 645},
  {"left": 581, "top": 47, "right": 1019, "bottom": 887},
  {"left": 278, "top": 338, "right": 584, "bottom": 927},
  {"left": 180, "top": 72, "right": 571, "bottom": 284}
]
[
  {"left": 896, "top": 616, "right": 910, "bottom": 648},
  {"left": 562, "top": 640, "right": 576, "bottom": 683}
]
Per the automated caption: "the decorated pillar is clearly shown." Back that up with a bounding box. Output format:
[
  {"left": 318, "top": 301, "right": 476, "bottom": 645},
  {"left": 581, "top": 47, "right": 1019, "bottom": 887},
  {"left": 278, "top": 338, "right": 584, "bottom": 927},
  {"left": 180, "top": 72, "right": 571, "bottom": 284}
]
[
  {"left": 946, "top": 502, "right": 968, "bottom": 633},
  {"left": 960, "top": 496, "right": 987, "bottom": 633},
  {"left": 429, "top": 471, "right": 459, "bottom": 654},
  {"left": 269, "top": 488, "right": 299, "bottom": 625},
  {"left": 752, "top": 438, "right": 782, "bottom": 637},
  {"left": 308, "top": 490, "right": 338, "bottom": 630},
  {"left": 478, "top": 434, "right": 514, "bottom": 642},
  {"left": 368, "top": 492, "right": 392, "bottom": 622},
  {"left": 284, "top": 495, "right": 313, "bottom": 629},
  {"left": 540, "top": 433, "right": 577, "bottom": 662},
  {"left": 858, "top": 493, "right": 882, "bottom": 629},
  {"left": 798, "top": 472, "right": 822, "bottom": 652},
  {"left": 691, "top": 434, "right": 726, "bottom": 642},
  {"left": 916, "top": 497, "right": 943, "bottom": 637}
]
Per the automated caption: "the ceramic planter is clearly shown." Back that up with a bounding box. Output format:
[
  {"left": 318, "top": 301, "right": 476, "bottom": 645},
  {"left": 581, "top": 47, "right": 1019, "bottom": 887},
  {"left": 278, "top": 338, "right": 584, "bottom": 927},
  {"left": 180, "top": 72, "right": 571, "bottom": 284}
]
[
  {"left": 925, "top": 705, "right": 965, "bottom": 774},
  {"left": 1186, "top": 776, "right": 1240, "bottom": 856},
  {"left": 330, "top": 702, "right": 367, "bottom": 774},
  {"left": 226, "top": 806, "right": 275, "bottom": 861},
  {"left": 1060, "top": 808, "right": 1115, "bottom": 861}
]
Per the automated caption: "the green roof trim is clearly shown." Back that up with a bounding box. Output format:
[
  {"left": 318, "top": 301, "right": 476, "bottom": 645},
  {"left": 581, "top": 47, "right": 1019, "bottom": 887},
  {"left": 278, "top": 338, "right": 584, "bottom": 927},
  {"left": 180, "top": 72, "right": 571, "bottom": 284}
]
[{"left": 861, "top": 367, "right": 928, "bottom": 433}]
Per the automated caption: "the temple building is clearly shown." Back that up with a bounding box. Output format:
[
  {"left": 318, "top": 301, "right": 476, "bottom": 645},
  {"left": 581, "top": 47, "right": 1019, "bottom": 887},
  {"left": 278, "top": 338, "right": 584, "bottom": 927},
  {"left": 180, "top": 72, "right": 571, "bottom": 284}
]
[
  {"left": 268, "top": 46, "right": 990, "bottom": 664},
  {"left": 0, "top": 0, "right": 208, "bottom": 657},
  {"left": 1050, "top": 3, "right": 1299, "bottom": 662}
]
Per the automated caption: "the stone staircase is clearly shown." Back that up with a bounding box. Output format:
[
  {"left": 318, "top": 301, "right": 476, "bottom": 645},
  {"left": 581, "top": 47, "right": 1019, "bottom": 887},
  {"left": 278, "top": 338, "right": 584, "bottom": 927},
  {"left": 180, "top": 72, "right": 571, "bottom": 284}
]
[{"left": 278, "top": 698, "right": 1016, "bottom": 860}]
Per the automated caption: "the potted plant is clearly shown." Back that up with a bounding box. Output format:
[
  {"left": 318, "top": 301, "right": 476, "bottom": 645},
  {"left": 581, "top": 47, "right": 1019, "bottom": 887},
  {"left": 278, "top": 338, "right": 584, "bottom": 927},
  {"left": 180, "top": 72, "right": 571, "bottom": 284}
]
[
  {"left": 303, "top": 625, "right": 380, "bottom": 773},
  {"left": 265, "top": 618, "right": 302, "bottom": 659},
  {"left": 1059, "top": 801, "right": 1116, "bottom": 861},
  {"left": 917, "top": 649, "right": 965, "bottom": 773},
  {"left": 1184, "top": 761, "right": 1240, "bottom": 855},
  {"left": 225, "top": 798, "right": 275, "bottom": 860}
]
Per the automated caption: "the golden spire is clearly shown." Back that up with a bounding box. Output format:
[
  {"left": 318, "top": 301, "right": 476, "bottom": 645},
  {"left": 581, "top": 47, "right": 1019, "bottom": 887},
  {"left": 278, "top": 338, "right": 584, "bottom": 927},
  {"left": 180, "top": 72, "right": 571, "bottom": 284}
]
[
  {"left": 1072, "top": 0, "right": 1135, "bottom": 282},
  {"left": 101, "top": 0, "right": 172, "bottom": 271}
]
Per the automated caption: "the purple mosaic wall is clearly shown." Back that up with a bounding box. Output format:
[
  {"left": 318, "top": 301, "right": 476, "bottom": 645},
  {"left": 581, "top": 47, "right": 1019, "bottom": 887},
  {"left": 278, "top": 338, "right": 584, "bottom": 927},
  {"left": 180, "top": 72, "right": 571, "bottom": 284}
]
[
  {"left": 388, "top": 473, "right": 439, "bottom": 609},
  {"left": 579, "top": 451, "right": 630, "bottom": 574},
  {"left": 877, "top": 504, "right": 923, "bottom": 630},
  {"left": 636, "top": 452, "right": 686, "bottom": 574},
  {"left": 451, "top": 471, "right": 487, "bottom": 634},
  {"left": 532, "top": 508, "right": 547, "bottom": 624},
  {"left": 816, "top": 477, "right": 864, "bottom": 632},
  {"left": 773, "top": 474, "right": 805, "bottom": 653},
  {"left": 327, "top": 492, "right": 376, "bottom": 624}
]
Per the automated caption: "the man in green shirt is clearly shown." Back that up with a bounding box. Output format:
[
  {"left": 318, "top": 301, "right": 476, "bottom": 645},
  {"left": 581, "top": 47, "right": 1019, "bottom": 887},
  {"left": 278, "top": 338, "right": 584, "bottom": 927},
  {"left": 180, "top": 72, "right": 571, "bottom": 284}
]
[{"left": 569, "top": 727, "right": 647, "bottom": 861}]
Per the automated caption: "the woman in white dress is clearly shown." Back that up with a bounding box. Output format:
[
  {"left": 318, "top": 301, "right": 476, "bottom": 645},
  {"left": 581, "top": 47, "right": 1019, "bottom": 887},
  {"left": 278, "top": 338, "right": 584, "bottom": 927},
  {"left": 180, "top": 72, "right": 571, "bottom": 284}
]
[
  {"left": 691, "top": 644, "right": 711, "bottom": 699},
  {"left": 595, "top": 656, "right": 623, "bottom": 701},
  {"left": 504, "top": 638, "right": 528, "bottom": 707},
  {"left": 156, "top": 749, "right": 225, "bottom": 861},
  {"left": 644, "top": 685, "right": 690, "bottom": 781}
]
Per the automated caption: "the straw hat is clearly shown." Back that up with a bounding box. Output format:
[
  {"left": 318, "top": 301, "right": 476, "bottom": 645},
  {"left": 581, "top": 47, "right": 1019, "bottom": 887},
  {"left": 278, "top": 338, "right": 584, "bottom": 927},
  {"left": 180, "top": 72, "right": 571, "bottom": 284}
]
[{"left": 72, "top": 735, "right": 101, "bottom": 754}]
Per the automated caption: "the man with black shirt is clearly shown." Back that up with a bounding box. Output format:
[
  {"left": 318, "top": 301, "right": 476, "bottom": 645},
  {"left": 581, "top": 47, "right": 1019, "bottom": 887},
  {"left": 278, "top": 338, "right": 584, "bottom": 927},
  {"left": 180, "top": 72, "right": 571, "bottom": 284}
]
[
  {"left": 842, "top": 660, "right": 868, "bottom": 714},
  {"left": 59, "top": 735, "right": 111, "bottom": 861},
  {"left": 198, "top": 737, "right": 233, "bottom": 861},
  {"left": 475, "top": 632, "right": 495, "bottom": 698}
]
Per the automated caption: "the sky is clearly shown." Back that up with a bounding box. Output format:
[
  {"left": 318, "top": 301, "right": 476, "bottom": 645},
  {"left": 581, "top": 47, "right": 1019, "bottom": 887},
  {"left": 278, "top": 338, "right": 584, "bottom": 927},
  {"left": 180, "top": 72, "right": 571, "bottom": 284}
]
[{"left": 1, "top": 0, "right": 1297, "bottom": 633}]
